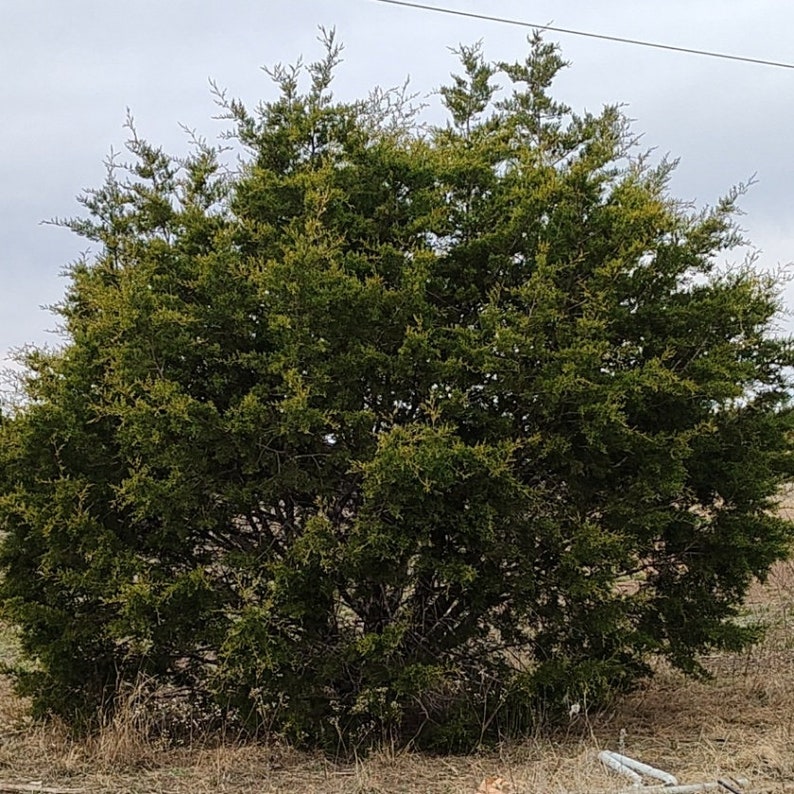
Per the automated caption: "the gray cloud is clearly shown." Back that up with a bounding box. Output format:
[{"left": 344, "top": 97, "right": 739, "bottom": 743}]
[{"left": 2, "top": 0, "right": 792, "bottom": 366}]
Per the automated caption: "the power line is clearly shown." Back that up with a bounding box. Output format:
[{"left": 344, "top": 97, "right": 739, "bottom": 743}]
[{"left": 370, "top": 0, "right": 794, "bottom": 70}]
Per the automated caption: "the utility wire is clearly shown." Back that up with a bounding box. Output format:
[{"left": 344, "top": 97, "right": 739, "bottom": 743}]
[{"left": 371, "top": 0, "right": 794, "bottom": 70}]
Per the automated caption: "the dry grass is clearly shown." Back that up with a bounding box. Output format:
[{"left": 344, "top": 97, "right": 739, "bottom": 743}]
[{"left": 1, "top": 548, "right": 794, "bottom": 790}]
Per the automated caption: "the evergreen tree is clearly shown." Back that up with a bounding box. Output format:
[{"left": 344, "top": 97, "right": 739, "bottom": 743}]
[{"left": 1, "top": 32, "right": 792, "bottom": 749}]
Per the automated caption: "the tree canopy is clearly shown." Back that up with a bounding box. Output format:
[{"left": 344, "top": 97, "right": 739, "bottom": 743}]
[{"left": 1, "top": 31, "right": 793, "bottom": 750}]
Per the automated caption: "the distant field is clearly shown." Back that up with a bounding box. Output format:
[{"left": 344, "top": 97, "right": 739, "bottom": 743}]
[{"left": 0, "top": 512, "right": 792, "bottom": 792}]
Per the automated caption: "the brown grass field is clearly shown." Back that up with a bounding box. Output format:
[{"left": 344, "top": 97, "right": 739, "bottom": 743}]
[{"left": 1, "top": 510, "right": 793, "bottom": 792}]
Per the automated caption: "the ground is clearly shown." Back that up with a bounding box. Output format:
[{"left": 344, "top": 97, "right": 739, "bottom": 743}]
[{"left": 0, "top": 525, "right": 793, "bottom": 792}]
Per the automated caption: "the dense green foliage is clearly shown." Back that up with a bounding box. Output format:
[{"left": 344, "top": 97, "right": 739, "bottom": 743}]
[{"left": 1, "top": 33, "right": 793, "bottom": 750}]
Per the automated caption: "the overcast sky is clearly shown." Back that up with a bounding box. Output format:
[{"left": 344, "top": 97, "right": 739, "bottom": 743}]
[{"left": 2, "top": 0, "right": 793, "bottom": 368}]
